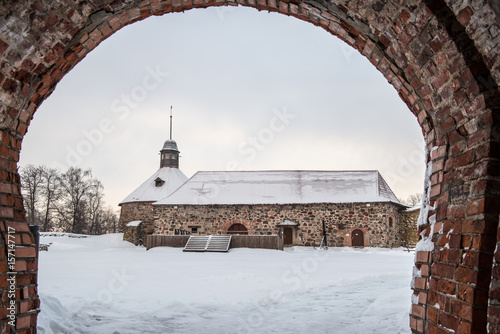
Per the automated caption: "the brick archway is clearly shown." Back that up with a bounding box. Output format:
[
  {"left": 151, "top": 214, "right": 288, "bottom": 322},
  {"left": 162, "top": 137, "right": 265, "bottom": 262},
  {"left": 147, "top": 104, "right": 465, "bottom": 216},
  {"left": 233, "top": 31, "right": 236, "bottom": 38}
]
[
  {"left": 0, "top": 1, "right": 499, "bottom": 332},
  {"left": 227, "top": 223, "right": 249, "bottom": 235},
  {"left": 221, "top": 219, "right": 252, "bottom": 235}
]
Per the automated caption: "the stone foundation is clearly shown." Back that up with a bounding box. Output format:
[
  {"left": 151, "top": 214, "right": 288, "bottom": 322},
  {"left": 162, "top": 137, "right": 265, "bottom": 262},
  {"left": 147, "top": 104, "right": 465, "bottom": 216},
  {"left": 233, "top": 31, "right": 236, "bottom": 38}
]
[{"left": 123, "top": 221, "right": 143, "bottom": 246}]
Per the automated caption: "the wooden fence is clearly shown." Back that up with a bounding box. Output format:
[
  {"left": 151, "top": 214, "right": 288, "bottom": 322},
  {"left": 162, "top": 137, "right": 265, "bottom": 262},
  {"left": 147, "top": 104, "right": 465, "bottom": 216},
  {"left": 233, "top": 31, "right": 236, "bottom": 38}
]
[
  {"left": 146, "top": 235, "right": 190, "bottom": 250},
  {"left": 146, "top": 234, "right": 283, "bottom": 251},
  {"left": 231, "top": 235, "right": 283, "bottom": 250}
]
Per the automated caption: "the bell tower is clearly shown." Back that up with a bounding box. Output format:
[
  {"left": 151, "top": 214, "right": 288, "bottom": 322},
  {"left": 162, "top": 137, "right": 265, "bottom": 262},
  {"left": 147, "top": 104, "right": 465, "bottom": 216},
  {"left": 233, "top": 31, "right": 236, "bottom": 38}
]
[{"left": 160, "top": 106, "right": 180, "bottom": 168}]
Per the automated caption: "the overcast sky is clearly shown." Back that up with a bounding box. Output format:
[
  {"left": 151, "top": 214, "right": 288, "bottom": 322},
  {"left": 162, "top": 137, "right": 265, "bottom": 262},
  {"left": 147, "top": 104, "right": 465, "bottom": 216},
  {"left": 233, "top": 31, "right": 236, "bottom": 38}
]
[{"left": 19, "top": 6, "right": 426, "bottom": 210}]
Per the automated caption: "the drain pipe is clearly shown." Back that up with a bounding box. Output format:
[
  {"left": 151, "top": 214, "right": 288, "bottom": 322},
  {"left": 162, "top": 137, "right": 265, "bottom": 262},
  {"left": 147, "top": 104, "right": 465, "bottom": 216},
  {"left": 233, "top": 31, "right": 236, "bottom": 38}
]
[{"left": 29, "top": 225, "right": 40, "bottom": 253}]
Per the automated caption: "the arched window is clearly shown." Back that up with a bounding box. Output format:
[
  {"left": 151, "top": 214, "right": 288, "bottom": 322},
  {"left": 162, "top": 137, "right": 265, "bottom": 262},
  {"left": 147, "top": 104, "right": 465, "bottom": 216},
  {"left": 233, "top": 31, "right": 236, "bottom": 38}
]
[
  {"left": 389, "top": 217, "right": 393, "bottom": 228},
  {"left": 227, "top": 223, "right": 248, "bottom": 235}
]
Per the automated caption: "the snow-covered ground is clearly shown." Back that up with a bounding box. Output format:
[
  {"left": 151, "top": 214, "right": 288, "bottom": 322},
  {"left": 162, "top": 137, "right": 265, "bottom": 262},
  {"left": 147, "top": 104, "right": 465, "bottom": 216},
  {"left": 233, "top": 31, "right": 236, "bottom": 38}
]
[{"left": 37, "top": 233, "right": 414, "bottom": 334}]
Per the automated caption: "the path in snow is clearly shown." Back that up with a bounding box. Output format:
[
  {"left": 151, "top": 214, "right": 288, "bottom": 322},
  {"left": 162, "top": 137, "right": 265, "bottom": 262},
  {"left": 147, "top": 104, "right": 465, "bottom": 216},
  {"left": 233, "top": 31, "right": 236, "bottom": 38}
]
[{"left": 37, "top": 233, "right": 413, "bottom": 334}]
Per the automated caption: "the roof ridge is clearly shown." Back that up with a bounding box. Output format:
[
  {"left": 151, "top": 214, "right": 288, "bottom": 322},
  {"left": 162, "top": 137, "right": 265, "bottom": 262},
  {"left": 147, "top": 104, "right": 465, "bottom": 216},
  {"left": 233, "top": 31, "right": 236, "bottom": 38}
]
[
  {"left": 194, "top": 170, "right": 381, "bottom": 173},
  {"left": 154, "top": 170, "right": 199, "bottom": 203},
  {"left": 376, "top": 171, "right": 401, "bottom": 204}
]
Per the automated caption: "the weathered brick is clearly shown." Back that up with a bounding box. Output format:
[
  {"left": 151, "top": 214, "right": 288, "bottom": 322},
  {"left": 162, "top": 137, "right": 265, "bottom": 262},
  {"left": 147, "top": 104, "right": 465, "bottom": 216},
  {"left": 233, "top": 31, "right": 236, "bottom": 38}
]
[
  {"left": 454, "top": 266, "right": 478, "bottom": 285},
  {"left": 466, "top": 199, "right": 485, "bottom": 216},
  {"left": 457, "top": 7, "right": 473, "bottom": 26},
  {"left": 0, "top": 39, "right": 9, "bottom": 56},
  {"left": 14, "top": 247, "right": 36, "bottom": 258},
  {"left": 438, "top": 278, "right": 457, "bottom": 295},
  {"left": 412, "top": 304, "right": 425, "bottom": 318},
  {"left": 415, "top": 277, "right": 427, "bottom": 290},
  {"left": 16, "top": 315, "right": 31, "bottom": 329},
  {"left": 432, "top": 261, "right": 456, "bottom": 279},
  {"left": 439, "top": 311, "right": 459, "bottom": 332}
]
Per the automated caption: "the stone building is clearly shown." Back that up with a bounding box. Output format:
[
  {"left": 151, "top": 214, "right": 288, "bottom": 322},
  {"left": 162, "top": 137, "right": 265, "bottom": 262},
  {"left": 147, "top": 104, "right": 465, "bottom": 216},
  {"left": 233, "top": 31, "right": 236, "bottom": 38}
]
[
  {"left": 119, "top": 130, "right": 407, "bottom": 248},
  {"left": 153, "top": 170, "right": 407, "bottom": 247},
  {"left": 118, "top": 135, "right": 187, "bottom": 242}
]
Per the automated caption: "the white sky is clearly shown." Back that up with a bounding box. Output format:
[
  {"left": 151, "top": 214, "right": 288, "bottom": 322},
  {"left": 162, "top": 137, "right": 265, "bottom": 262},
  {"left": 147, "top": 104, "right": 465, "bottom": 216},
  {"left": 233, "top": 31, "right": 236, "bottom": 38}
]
[{"left": 19, "top": 6, "right": 426, "bottom": 209}]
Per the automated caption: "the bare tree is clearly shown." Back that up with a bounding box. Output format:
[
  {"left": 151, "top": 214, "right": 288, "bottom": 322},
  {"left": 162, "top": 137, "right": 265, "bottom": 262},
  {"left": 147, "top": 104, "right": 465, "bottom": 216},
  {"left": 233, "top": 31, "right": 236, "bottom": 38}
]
[
  {"left": 406, "top": 193, "right": 423, "bottom": 206},
  {"left": 86, "top": 179, "right": 104, "bottom": 235},
  {"left": 40, "top": 167, "right": 61, "bottom": 232},
  {"left": 20, "top": 164, "right": 119, "bottom": 234},
  {"left": 59, "top": 167, "right": 93, "bottom": 234},
  {"left": 20, "top": 165, "right": 45, "bottom": 225},
  {"left": 103, "top": 207, "right": 119, "bottom": 234}
]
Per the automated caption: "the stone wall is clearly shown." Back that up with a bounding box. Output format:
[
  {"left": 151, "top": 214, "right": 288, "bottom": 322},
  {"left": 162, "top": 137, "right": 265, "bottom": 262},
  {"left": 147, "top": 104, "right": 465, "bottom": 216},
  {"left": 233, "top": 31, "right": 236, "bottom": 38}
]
[
  {"left": 118, "top": 202, "right": 154, "bottom": 233},
  {"left": 123, "top": 222, "right": 143, "bottom": 246},
  {"left": 153, "top": 202, "right": 404, "bottom": 248}
]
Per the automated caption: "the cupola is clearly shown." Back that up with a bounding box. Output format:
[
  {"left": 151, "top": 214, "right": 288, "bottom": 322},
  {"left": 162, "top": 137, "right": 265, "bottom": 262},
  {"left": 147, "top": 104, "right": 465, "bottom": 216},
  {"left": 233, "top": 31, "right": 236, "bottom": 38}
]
[
  {"left": 160, "top": 139, "right": 180, "bottom": 168},
  {"left": 160, "top": 106, "right": 180, "bottom": 168}
]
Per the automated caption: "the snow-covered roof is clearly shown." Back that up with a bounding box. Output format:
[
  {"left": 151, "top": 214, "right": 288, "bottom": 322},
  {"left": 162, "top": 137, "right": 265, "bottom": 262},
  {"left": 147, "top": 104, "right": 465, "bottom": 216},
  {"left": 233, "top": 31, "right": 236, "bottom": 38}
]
[
  {"left": 126, "top": 221, "right": 142, "bottom": 227},
  {"left": 406, "top": 203, "right": 422, "bottom": 212},
  {"left": 154, "top": 170, "right": 401, "bottom": 206},
  {"left": 119, "top": 167, "right": 188, "bottom": 205},
  {"left": 278, "top": 219, "right": 298, "bottom": 226}
]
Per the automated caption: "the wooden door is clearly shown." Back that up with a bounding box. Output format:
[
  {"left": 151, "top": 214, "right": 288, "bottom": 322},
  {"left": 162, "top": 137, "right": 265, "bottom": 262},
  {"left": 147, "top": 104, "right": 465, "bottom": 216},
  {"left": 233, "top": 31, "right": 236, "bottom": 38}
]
[
  {"left": 283, "top": 227, "right": 293, "bottom": 245},
  {"left": 227, "top": 223, "right": 248, "bottom": 235},
  {"left": 352, "top": 229, "right": 364, "bottom": 247}
]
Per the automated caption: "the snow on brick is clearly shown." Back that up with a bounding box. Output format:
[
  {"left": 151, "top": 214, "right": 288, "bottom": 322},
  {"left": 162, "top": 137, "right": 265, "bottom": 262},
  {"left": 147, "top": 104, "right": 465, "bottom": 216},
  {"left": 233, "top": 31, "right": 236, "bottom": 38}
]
[{"left": 126, "top": 221, "right": 142, "bottom": 227}]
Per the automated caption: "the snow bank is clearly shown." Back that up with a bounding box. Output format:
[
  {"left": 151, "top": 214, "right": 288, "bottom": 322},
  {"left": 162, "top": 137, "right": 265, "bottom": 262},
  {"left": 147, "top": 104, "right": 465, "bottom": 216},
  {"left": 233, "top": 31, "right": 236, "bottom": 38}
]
[
  {"left": 40, "top": 232, "right": 88, "bottom": 238},
  {"left": 37, "top": 295, "right": 94, "bottom": 334}
]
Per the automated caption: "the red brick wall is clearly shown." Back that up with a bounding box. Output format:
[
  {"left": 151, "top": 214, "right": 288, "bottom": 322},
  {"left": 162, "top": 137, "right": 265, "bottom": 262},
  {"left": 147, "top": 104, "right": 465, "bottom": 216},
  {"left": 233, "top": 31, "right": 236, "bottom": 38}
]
[{"left": 0, "top": 0, "right": 498, "bottom": 332}]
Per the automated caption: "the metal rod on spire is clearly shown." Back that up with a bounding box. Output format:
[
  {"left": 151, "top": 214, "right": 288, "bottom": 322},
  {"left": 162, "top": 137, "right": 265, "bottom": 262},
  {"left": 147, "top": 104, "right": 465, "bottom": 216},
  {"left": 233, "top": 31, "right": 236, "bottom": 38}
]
[{"left": 170, "top": 106, "right": 173, "bottom": 140}]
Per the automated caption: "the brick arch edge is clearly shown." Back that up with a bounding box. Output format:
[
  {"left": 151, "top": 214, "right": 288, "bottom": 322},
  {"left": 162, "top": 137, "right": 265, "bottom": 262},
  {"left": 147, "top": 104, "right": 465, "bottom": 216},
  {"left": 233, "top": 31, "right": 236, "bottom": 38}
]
[{"left": 0, "top": 0, "right": 499, "bottom": 333}]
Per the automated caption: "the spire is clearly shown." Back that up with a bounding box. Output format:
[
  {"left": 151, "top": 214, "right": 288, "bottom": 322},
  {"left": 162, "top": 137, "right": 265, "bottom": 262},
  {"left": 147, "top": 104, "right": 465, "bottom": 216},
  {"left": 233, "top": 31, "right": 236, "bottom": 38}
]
[
  {"left": 160, "top": 106, "right": 180, "bottom": 169},
  {"left": 170, "top": 105, "right": 173, "bottom": 140}
]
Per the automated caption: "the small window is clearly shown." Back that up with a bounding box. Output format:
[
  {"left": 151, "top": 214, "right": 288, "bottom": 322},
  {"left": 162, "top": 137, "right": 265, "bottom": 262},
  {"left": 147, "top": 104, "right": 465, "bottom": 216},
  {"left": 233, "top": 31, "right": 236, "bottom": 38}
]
[
  {"left": 155, "top": 178, "right": 164, "bottom": 187},
  {"left": 172, "top": 154, "right": 177, "bottom": 160},
  {"left": 389, "top": 217, "right": 393, "bottom": 228}
]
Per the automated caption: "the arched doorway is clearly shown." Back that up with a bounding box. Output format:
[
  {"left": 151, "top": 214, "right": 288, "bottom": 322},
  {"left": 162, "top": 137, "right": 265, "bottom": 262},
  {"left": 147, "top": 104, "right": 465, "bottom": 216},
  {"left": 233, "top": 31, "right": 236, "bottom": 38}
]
[
  {"left": 352, "top": 229, "right": 364, "bottom": 247},
  {"left": 1, "top": 1, "right": 499, "bottom": 333},
  {"left": 227, "top": 223, "right": 248, "bottom": 235},
  {"left": 283, "top": 227, "right": 293, "bottom": 245}
]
